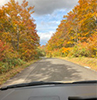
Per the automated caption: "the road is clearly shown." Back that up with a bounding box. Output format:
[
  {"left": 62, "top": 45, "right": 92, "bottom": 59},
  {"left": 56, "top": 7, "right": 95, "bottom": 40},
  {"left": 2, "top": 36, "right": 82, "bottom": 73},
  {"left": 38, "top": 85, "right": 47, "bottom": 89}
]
[{"left": 2, "top": 58, "right": 97, "bottom": 86}]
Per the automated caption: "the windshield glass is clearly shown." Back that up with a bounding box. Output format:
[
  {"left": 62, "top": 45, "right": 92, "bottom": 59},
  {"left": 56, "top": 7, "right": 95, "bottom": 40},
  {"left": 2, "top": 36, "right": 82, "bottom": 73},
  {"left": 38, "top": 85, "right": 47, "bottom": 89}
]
[{"left": 0, "top": 0, "right": 97, "bottom": 87}]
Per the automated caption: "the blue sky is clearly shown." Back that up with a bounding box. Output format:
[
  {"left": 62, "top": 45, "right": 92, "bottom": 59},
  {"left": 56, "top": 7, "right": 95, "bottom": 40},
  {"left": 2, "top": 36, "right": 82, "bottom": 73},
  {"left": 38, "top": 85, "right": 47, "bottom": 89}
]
[
  {"left": 33, "top": 9, "right": 67, "bottom": 45},
  {"left": 0, "top": 0, "right": 78, "bottom": 45}
]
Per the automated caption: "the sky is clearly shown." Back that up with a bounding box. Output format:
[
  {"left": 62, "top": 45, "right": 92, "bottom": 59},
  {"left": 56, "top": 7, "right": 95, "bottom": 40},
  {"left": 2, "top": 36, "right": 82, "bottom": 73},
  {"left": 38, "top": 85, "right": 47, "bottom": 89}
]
[{"left": 0, "top": 0, "right": 78, "bottom": 45}]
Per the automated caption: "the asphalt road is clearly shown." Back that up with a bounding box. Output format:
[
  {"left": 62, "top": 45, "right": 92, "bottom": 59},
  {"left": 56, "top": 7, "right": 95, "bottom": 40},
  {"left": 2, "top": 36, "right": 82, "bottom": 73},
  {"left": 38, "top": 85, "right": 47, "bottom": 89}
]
[{"left": 2, "top": 58, "right": 97, "bottom": 86}]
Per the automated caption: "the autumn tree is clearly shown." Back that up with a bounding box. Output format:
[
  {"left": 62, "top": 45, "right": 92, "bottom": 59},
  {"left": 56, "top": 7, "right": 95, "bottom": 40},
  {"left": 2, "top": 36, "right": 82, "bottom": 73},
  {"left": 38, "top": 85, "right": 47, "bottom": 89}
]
[
  {"left": 46, "top": 0, "right": 97, "bottom": 57},
  {"left": 0, "top": 0, "right": 39, "bottom": 60}
]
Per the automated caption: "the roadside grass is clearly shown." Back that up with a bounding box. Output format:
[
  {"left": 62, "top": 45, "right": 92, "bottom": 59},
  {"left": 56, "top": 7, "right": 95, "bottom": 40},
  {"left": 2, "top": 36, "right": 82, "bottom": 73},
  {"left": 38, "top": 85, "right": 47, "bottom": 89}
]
[
  {"left": 58, "top": 57, "right": 97, "bottom": 71},
  {"left": 0, "top": 59, "right": 40, "bottom": 86}
]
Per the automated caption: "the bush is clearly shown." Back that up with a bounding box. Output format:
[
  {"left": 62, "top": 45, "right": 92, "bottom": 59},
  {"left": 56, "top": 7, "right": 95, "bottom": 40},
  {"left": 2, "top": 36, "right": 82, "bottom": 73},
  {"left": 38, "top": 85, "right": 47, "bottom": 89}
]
[
  {"left": 68, "top": 43, "right": 90, "bottom": 57},
  {"left": 36, "top": 48, "right": 46, "bottom": 57},
  {"left": 0, "top": 58, "right": 25, "bottom": 74},
  {"left": 46, "top": 48, "right": 71, "bottom": 57},
  {"left": 51, "top": 49, "right": 61, "bottom": 57}
]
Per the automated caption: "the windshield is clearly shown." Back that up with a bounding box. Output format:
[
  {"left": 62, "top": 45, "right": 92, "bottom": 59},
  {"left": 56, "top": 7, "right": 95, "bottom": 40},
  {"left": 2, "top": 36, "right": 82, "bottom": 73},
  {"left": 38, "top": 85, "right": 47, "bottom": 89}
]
[{"left": 0, "top": 0, "right": 97, "bottom": 87}]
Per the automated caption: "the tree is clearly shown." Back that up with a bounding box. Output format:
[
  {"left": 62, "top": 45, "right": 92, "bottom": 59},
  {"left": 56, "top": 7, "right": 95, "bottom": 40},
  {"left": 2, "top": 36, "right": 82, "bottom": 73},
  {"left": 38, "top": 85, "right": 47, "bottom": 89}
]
[
  {"left": 0, "top": 0, "right": 39, "bottom": 60},
  {"left": 46, "top": 0, "right": 97, "bottom": 57}
]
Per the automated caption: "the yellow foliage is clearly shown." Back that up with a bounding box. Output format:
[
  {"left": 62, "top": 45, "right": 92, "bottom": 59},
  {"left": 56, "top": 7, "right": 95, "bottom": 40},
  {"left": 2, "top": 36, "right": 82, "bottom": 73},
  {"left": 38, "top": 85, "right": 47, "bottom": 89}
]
[{"left": 4, "top": 45, "right": 19, "bottom": 59}]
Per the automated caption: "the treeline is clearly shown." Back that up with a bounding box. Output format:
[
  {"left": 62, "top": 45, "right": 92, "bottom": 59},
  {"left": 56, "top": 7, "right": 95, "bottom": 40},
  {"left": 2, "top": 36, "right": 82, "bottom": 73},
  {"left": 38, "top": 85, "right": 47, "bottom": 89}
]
[
  {"left": 0, "top": 0, "right": 39, "bottom": 73},
  {"left": 46, "top": 0, "right": 97, "bottom": 58}
]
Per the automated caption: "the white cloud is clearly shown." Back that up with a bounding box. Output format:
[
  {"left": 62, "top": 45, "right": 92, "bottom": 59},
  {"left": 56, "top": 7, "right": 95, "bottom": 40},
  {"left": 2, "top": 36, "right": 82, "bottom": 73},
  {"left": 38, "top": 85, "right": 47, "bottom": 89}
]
[
  {"left": 48, "top": 21, "right": 60, "bottom": 25},
  {"left": 38, "top": 31, "right": 54, "bottom": 41},
  {"left": 38, "top": 31, "right": 54, "bottom": 45},
  {"left": 0, "top": 0, "right": 78, "bottom": 45},
  {"left": 0, "top": 0, "right": 78, "bottom": 15}
]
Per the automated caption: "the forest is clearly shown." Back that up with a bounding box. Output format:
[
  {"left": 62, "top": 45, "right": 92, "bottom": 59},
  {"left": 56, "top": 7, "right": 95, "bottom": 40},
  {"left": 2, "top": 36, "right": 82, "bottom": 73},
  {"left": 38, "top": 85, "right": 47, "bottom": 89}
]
[
  {"left": 0, "top": 0, "right": 97, "bottom": 81},
  {"left": 46, "top": 0, "right": 97, "bottom": 58},
  {"left": 0, "top": 0, "right": 40, "bottom": 74}
]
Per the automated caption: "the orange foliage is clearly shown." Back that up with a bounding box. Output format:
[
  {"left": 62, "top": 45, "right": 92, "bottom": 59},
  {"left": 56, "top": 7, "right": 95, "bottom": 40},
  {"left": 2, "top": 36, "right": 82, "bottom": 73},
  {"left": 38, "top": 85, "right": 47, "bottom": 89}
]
[
  {"left": 0, "top": 0, "right": 39, "bottom": 61},
  {"left": 46, "top": 0, "right": 97, "bottom": 57},
  {"left": 0, "top": 40, "right": 7, "bottom": 61},
  {"left": 62, "top": 47, "right": 71, "bottom": 53}
]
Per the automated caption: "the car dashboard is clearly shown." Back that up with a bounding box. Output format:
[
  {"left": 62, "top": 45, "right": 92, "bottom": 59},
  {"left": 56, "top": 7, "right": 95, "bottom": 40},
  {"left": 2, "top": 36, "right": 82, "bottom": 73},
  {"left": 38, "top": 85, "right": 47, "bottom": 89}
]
[{"left": 0, "top": 83, "right": 97, "bottom": 100}]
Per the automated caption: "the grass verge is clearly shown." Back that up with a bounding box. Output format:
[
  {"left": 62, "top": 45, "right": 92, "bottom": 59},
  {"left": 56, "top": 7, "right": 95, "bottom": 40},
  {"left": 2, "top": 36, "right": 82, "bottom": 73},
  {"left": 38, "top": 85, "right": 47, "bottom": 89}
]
[
  {"left": 0, "top": 59, "right": 40, "bottom": 86},
  {"left": 58, "top": 57, "right": 97, "bottom": 71}
]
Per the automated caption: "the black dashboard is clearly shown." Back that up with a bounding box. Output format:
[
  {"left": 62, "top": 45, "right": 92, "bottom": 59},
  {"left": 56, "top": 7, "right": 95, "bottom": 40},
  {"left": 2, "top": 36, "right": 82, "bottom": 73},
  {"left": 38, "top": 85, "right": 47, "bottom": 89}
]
[{"left": 0, "top": 83, "right": 97, "bottom": 100}]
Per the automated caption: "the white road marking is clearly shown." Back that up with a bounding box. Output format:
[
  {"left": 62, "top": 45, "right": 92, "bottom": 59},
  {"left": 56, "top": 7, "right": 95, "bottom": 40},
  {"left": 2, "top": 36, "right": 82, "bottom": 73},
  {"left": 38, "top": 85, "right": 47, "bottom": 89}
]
[{"left": 84, "top": 66, "right": 91, "bottom": 69}]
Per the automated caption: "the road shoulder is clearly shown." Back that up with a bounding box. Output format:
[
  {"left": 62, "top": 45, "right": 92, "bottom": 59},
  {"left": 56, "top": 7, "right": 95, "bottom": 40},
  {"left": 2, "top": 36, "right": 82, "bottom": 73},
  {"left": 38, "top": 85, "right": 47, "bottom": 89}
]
[{"left": 57, "top": 57, "right": 97, "bottom": 72}]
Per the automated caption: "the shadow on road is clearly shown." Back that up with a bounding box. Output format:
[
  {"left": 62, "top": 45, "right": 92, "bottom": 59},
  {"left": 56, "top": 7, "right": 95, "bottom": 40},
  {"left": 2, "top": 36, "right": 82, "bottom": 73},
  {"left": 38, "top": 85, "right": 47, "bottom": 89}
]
[
  {"left": 25, "top": 58, "right": 82, "bottom": 82},
  {"left": 3, "top": 58, "right": 96, "bottom": 87}
]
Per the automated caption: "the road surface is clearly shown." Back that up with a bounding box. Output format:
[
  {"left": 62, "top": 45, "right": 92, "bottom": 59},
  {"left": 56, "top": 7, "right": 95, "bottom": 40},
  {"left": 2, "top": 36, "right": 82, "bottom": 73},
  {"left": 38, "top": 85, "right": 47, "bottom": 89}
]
[{"left": 2, "top": 58, "right": 97, "bottom": 86}]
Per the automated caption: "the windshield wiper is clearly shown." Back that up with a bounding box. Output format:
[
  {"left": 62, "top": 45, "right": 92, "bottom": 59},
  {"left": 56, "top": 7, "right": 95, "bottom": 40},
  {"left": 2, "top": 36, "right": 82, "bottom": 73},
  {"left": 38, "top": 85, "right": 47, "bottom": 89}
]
[
  {"left": 73, "top": 80, "right": 97, "bottom": 84},
  {"left": 0, "top": 81, "right": 65, "bottom": 91},
  {"left": 0, "top": 80, "right": 97, "bottom": 91}
]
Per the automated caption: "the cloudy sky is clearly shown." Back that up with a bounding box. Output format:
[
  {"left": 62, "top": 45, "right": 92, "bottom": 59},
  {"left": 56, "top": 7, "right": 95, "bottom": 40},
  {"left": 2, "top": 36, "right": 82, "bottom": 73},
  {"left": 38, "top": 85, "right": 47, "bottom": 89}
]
[{"left": 0, "top": 0, "right": 78, "bottom": 45}]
